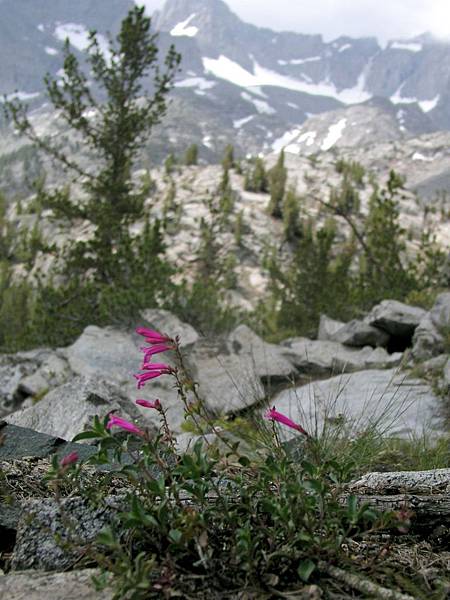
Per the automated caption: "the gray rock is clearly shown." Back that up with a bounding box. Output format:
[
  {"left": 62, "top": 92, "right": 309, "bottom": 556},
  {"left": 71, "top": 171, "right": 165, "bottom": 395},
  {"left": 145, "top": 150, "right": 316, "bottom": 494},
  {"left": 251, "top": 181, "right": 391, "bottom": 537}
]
[
  {"left": 330, "top": 319, "right": 389, "bottom": 348},
  {"left": 140, "top": 308, "right": 199, "bottom": 348},
  {"left": 64, "top": 326, "right": 138, "bottom": 385},
  {"left": 227, "top": 325, "right": 296, "bottom": 380},
  {"left": 267, "top": 368, "right": 444, "bottom": 440},
  {"left": 191, "top": 343, "right": 266, "bottom": 414},
  {"left": 0, "top": 356, "right": 37, "bottom": 417},
  {"left": 412, "top": 292, "right": 450, "bottom": 360},
  {"left": 367, "top": 299, "right": 426, "bottom": 336},
  {"left": 317, "top": 314, "right": 345, "bottom": 341},
  {"left": 5, "top": 376, "right": 144, "bottom": 442},
  {"left": 0, "top": 423, "right": 98, "bottom": 463},
  {"left": 0, "top": 569, "right": 113, "bottom": 600},
  {"left": 189, "top": 325, "right": 297, "bottom": 415},
  {"left": 0, "top": 422, "right": 63, "bottom": 460},
  {"left": 280, "top": 338, "right": 402, "bottom": 375},
  {"left": 18, "top": 353, "right": 70, "bottom": 397},
  {"left": 11, "top": 496, "right": 125, "bottom": 571},
  {"left": 442, "top": 358, "right": 450, "bottom": 392}
]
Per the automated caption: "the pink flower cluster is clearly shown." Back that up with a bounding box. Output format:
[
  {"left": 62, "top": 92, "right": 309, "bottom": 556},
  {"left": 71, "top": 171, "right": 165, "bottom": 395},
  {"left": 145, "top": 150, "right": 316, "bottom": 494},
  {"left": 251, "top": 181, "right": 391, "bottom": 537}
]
[
  {"left": 106, "top": 328, "right": 175, "bottom": 436},
  {"left": 105, "top": 326, "right": 310, "bottom": 441}
]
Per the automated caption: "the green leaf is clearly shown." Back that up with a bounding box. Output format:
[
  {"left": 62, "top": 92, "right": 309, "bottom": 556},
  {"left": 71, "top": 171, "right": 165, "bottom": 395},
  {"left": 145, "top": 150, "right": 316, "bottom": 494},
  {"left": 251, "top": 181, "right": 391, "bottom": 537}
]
[
  {"left": 169, "top": 529, "right": 183, "bottom": 544},
  {"left": 72, "top": 430, "right": 101, "bottom": 442},
  {"left": 347, "top": 494, "right": 358, "bottom": 521},
  {"left": 297, "top": 559, "right": 315, "bottom": 582}
]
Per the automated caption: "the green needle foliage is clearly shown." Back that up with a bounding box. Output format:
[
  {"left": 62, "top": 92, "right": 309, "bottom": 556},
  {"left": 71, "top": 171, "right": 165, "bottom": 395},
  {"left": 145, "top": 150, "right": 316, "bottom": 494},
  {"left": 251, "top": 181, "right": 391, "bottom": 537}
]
[
  {"left": 0, "top": 7, "right": 182, "bottom": 348},
  {"left": 4, "top": 6, "right": 180, "bottom": 285}
]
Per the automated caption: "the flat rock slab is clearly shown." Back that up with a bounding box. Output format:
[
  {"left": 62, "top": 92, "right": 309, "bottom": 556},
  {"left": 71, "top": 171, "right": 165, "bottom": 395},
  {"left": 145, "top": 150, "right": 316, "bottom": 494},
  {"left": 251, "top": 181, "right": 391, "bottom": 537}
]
[
  {"left": 0, "top": 569, "right": 113, "bottom": 600},
  {"left": 0, "top": 423, "right": 97, "bottom": 462},
  {"left": 280, "top": 338, "right": 402, "bottom": 375},
  {"left": 5, "top": 376, "right": 144, "bottom": 442},
  {"left": 268, "top": 368, "right": 444, "bottom": 439}
]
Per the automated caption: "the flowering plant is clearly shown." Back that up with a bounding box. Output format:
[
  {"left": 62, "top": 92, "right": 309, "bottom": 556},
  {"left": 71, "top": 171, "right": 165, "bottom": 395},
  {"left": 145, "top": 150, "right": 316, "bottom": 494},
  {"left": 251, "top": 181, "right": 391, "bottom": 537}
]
[{"left": 61, "top": 327, "right": 393, "bottom": 598}]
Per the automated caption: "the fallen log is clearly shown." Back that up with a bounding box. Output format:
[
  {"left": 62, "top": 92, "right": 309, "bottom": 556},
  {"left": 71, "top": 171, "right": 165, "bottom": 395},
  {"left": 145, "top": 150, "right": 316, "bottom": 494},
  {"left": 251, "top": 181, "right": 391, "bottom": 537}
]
[{"left": 346, "top": 468, "right": 450, "bottom": 495}]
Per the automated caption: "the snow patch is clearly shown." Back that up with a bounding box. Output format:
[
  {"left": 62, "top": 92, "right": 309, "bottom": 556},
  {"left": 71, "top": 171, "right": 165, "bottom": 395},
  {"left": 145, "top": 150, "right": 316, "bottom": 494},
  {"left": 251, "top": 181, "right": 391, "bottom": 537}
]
[
  {"left": 37, "top": 24, "right": 45, "bottom": 33},
  {"left": 396, "top": 109, "right": 406, "bottom": 132},
  {"left": 2, "top": 91, "right": 40, "bottom": 102},
  {"left": 391, "top": 41, "right": 422, "bottom": 53},
  {"left": 241, "top": 92, "right": 276, "bottom": 115},
  {"left": 272, "top": 127, "right": 302, "bottom": 152},
  {"left": 298, "top": 131, "right": 317, "bottom": 147},
  {"left": 174, "top": 77, "right": 216, "bottom": 90},
  {"left": 233, "top": 115, "right": 254, "bottom": 128},
  {"left": 419, "top": 95, "right": 440, "bottom": 113},
  {"left": 202, "top": 135, "right": 213, "bottom": 149},
  {"left": 45, "top": 47, "right": 58, "bottom": 56},
  {"left": 287, "top": 102, "right": 299, "bottom": 109},
  {"left": 203, "top": 55, "right": 371, "bottom": 105},
  {"left": 338, "top": 44, "right": 352, "bottom": 52},
  {"left": 391, "top": 84, "right": 440, "bottom": 113},
  {"left": 170, "top": 13, "right": 198, "bottom": 38},
  {"left": 321, "top": 118, "right": 347, "bottom": 151},
  {"left": 390, "top": 83, "right": 418, "bottom": 105},
  {"left": 278, "top": 56, "right": 321, "bottom": 66},
  {"left": 412, "top": 152, "right": 433, "bottom": 162},
  {"left": 54, "top": 23, "right": 110, "bottom": 60}
]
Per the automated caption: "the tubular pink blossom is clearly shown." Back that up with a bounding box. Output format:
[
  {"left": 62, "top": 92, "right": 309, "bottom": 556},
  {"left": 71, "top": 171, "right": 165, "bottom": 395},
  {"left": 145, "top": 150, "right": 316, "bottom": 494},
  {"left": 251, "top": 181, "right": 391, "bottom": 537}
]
[
  {"left": 136, "top": 327, "right": 174, "bottom": 345},
  {"left": 136, "top": 398, "right": 162, "bottom": 410},
  {"left": 60, "top": 451, "right": 79, "bottom": 467},
  {"left": 141, "top": 343, "right": 174, "bottom": 361},
  {"left": 134, "top": 370, "right": 172, "bottom": 388},
  {"left": 141, "top": 362, "right": 173, "bottom": 372},
  {"left": 106, "top": 414, "right": 144, "bottom": 436},
  {"left": 264, "top": 407, "right": 309, "bottom": 437}
]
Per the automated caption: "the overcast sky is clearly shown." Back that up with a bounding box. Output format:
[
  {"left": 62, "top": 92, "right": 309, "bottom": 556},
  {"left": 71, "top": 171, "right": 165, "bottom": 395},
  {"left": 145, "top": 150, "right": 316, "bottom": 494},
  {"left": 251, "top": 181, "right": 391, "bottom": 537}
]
[{"left": 138, "top": 0, "right": 450, "bottom": 43}]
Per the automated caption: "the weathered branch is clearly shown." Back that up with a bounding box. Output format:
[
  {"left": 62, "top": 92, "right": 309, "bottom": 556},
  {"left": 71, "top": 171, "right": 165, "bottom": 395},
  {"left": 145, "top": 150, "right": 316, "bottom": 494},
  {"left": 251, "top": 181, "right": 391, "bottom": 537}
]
[
  {"left": 319, "top": 561, "right": 415, "bottom": 600},
  {"left": 347, "top": 468, "right": 450, "bottom": 495}
]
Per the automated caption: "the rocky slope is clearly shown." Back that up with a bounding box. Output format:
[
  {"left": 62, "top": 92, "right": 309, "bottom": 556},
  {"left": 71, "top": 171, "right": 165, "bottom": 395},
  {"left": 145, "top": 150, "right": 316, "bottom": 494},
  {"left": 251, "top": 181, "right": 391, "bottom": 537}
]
[{"left": 1, "top": 0, "right": 450, "bottom": 162}]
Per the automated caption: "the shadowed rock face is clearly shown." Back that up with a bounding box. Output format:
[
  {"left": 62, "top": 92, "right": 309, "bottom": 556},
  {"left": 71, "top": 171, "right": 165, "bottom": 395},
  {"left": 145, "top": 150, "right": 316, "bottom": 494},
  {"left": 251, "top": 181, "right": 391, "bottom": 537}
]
[{"left": 413, "top": 293, "right": 450, "bottom": 361}]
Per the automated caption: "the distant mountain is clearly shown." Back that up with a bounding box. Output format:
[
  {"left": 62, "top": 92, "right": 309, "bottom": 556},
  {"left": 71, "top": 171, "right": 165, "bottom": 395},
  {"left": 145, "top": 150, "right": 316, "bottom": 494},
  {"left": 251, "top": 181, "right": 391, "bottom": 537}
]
[{"left": 1, "top": 0, "right": 450, "bottom": 161}]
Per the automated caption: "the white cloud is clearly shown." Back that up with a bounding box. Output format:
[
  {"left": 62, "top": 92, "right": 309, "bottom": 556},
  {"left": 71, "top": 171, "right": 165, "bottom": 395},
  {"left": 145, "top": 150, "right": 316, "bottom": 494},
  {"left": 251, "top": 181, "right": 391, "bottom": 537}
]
[{"left": 137, "top": 0, "right": 450, "bottom": 44}]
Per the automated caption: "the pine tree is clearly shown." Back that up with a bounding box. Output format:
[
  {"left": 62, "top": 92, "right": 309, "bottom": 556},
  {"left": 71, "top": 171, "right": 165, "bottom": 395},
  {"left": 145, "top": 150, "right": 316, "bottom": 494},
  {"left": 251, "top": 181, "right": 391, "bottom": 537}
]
[
  {"left": 244, "top": 157, "right": 269, "bottom": 193},
  {"left": 357, "top": 171, "right": 414, "bottom": 305},
  {"left": 184, "top": 144, "right": 198, "bottom": 166},
  {"left": 222, "top": 144, "right": 235, "bottom": 171},
  {"left": 4, "top": 6, "right": 180, "bottom": 285},
  {"left": 268, "top": 150, "right": 287, "bottom": 218}
]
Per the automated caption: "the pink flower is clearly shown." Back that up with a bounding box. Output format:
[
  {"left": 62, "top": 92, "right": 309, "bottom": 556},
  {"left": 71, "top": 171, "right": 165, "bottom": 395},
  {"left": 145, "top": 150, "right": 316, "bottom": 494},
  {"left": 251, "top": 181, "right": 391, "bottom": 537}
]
[
  {"left": 134, "top": 370, "right": 172, "bottom": 388},
  {"left": 60, "top": 451, "right": 79, "bottom": 467},
  {"left": 136, "top": 327, "right": 174, "bottom": 345},
  {"left": 134, "top": 362, "right": 174, "bottom": 389},
  {"left": 136, "top": 398, "right": 162, "bottom": 410},
  {"left": 141, "top": 343, "right": 174, "bottom": 362},
  {"left": 106, "top": 414, "right": 144, "bottom": 436},
  {"left": 264, "top": 407, "right": 309, "bottom": 437},
  {"left": 142, "top": 362, "right": 174, "bottom": 372}
]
